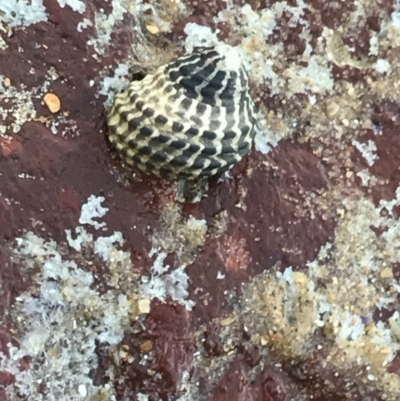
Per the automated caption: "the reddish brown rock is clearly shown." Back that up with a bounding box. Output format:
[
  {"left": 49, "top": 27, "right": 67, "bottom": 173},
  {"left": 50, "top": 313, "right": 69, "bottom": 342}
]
[
  {"left": 188, "top": 142, "right": 335, "bottom": 325},
  {"left": 0, "top": 249, "right": 28, "bottom": 318},
  {"left": 0, "top": 197, "right": 14, "bottom": 241},
  {"left": 349, "top": 102, "right": 400, "bottom": 205},
  {"left": 206, "top": 358, "right": 295, "bottom": 401},
  {"left": 0, "top": 0, "right": 399, "bottom": 400},
  {"left": 113, "top": 300, "right": 194, "bottom": 400}
]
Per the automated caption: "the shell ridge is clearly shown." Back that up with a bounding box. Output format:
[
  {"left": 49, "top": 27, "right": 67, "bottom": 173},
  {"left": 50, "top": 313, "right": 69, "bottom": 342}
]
[{"left": 107, "top": 45, "right": 257, "bottom": 181}]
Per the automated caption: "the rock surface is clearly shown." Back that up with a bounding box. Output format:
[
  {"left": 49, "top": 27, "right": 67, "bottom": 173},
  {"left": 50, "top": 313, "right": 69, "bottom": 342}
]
[{"left": 0, "top": 1, "right": 400, "bottom": 400}]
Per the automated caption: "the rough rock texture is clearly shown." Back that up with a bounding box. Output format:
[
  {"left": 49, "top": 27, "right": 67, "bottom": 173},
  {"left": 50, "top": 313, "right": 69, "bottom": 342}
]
[{"left": 0, "top": 1, "right": 400, "bottom": 400}]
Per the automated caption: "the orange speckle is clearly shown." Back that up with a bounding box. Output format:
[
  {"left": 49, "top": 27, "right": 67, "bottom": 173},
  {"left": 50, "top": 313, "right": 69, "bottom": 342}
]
[
  {"left": 146, "top": 24, "right": 159, "bottom": 34},
  {"left": 140, "top": 340, "right": 153, "bottom": 352},
  {"left": 44, "top": 93, "right": 61, "bottom": 113}
]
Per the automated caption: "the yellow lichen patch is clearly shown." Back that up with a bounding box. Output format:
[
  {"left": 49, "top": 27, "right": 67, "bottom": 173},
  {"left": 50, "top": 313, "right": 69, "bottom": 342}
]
[
  {"left": 221, "top": 316, "right": 237, "bottom": 327},
  {"left": 240, "top": 187, "right": 400, "bottom": 400},
  {"left": 323, "top": 28, "right": 374, "bottom": 69},
  {"left": 44, "top": 93, "right": 61, "bottom": 113},
  {"left": 381, "top": 267, "right": 394, "bottom": 279},
  {"left": 243, "top": 268, "right": 319, "bottom": 360},
  {"left": 313, "top": 193, "right": 400, "bottom": 395},
  {"left": 140, "top": 340, "right": 153, "bottom": 352}
]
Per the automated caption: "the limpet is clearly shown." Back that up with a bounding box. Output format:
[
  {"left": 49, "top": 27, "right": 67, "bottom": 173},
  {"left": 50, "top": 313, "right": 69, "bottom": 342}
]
[{"left": 107, "top": 44, "right": 258, "bottom": 201}]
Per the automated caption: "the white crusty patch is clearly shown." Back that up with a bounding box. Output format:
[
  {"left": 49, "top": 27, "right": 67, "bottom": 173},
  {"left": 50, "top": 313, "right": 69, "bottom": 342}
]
[
  {"left": 79, "top": 195, "right": 109, "bottom": 229},
  {"left": 0, "top": 0, "right": 47, "bottom": 27},
  {"left": 94, "top": 231, "right": 125, "bottom": 261},
  {"left": 184, "top": 23, "right": 220, "bottom": 53},
  {"left": 352, "top": 139, "right": 379, "bottom": 167},
  {"left": 215, "top": 43, "right": 243, "bottom": 72},
  {"left": 57, "top": 0, "right": 86, "bottom": 13},
  {"left": 87, "top": 0, "right": 132, "bottom": 55},
  {"left": 141, "top": 248, "right": 195, "bottom": 310},
  {"left": 99, "top": 62, "right": 131, "bottom": 108},
  {"left": 65, "top": 226, "right": 94, "bottom": 251},
  {"left": 1, "top": 232, "right": 131, "bottom": 400}
]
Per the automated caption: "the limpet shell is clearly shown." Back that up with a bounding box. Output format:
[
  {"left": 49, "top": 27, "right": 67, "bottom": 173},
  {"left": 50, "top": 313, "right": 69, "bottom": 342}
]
[{"left": 107, "top": 44, "right": 258, "bottom": 181}]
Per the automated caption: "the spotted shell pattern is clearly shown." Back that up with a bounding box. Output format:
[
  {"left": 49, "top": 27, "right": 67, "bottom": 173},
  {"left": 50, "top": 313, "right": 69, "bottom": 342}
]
[{"left": 107, "top": 44, "right": 258, "bottom": 180}]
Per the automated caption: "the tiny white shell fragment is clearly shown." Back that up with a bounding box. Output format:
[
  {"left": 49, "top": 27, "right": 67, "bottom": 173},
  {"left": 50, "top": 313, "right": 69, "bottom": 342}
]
[
  {"left": 78, "top": 384, "right": 87, "bottom": 397},
  {"left": 138, "top": 299, "right": 151, "bottom": 314}
]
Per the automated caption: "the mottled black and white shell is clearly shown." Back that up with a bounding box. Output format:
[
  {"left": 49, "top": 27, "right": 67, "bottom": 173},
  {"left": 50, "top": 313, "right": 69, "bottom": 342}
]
[{"left": 107, "top": 44, "right": 258, "bottom": 180}]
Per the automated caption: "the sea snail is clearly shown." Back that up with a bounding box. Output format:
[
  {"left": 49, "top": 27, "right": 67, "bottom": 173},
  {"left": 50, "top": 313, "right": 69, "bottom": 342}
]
[{"left": 107, "top": 44, "right": 258, "bottom": 201}]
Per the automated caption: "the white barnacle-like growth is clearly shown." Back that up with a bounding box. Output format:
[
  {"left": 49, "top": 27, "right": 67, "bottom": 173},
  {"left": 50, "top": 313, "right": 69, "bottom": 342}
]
[{"left": 79, "top": 194, "right": 109, "bottom": 229}]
